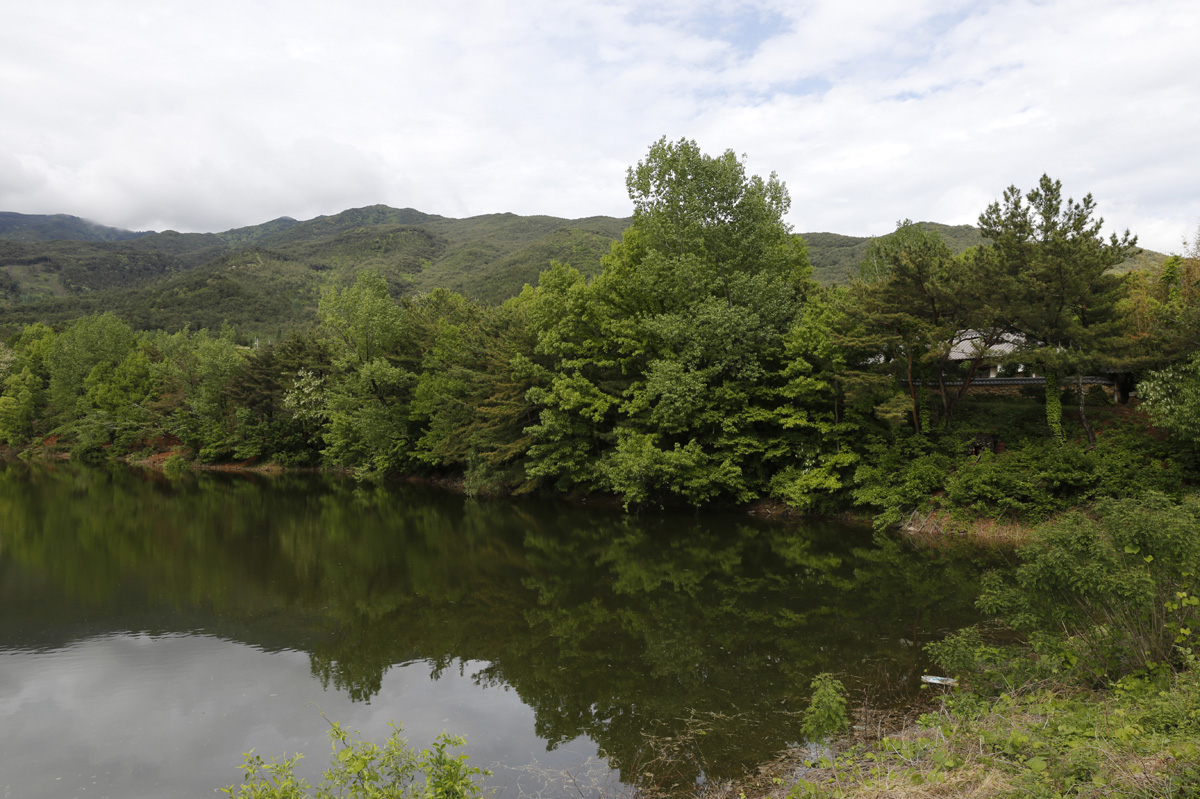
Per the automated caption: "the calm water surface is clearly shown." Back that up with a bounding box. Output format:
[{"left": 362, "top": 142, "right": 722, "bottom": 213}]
[{"left": 0, "top": 461, "right": 986, "bottom": 798}]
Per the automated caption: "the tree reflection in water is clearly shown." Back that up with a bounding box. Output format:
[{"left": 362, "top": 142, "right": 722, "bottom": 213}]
[{"left": 0, "top": 460, "right": 987, "bottom": 787}]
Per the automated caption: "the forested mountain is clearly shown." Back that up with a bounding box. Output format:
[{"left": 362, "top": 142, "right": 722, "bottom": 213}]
[
  {"left": 0, "top": 207, "right": 1163, "bottom": 338},
  {"left": 804, "top": 222, "right": 985, "bottom": 282},
  {"left": 0, "top": 212, "right": 152, "bottom": 243},
  {"left": 0, "top": 207, "right": 631, "bottom": 336}
]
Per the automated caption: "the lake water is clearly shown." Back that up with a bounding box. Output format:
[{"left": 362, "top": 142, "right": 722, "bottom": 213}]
[{"left": 0, "top": 460, "right": 986, "bottom": 798}]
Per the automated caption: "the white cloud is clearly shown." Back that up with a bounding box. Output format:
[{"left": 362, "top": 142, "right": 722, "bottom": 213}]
[{"left": 1, "top": 0, "right": 1196, "bottom": 251}]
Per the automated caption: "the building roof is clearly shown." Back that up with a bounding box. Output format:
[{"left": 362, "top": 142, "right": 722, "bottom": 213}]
[{"left": 946, "top": 330, "right": 1028, "bottom": 361}]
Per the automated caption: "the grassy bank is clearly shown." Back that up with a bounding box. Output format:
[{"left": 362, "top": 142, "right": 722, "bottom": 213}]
[{"left": 747, "top": 672, "right": 1200, "bottom": 799}]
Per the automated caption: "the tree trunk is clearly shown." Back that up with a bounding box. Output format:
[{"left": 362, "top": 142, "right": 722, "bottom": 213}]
[
  {"left": 1077, "top": 373, "right": 1096, "bottom": 446},
  {"left": 906, "top": 351, "right": 922, "bottom": 435}
]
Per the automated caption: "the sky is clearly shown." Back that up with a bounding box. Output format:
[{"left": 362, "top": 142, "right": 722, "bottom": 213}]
[{"left": 1, "top": 0, "right": 1197, "bottom": 253}]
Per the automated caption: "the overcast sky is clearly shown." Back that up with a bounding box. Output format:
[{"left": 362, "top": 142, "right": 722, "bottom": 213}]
[{"left": 2, "top": 0, "right": 1197, "bottom": 252}]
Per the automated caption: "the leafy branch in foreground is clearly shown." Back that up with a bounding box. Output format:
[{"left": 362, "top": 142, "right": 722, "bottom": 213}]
[{"left": 221, "top": 720, "right": 489, "bottom": 799}]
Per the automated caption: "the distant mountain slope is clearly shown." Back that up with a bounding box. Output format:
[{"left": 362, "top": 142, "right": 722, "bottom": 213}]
[
  {"left": 0, "top": 239, "right": 187, "bottom": 303},
  {"left": 0, "top": 212, "right": 151, "bottom": 243},
  {"left": 804, "top": 223, "right": 985, "bottom": 283},
  {"left": 0, "top": 208, "right": 1164, "bottom": 338},
  {"left": 0, "top": 207, "right": 633, "bottom": 335}
]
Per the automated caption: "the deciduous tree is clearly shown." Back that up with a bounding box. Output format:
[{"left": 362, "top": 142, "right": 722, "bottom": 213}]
[{"left": 525, "top": 138, "right": 816, "bottom": 506}]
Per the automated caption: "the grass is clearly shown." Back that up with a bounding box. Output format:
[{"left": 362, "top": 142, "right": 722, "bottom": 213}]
[{"left": 901, "top": 509, "right": 1034, "bottom": 549}]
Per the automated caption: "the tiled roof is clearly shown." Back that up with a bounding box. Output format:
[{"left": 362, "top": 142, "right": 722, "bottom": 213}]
[{"left": 946, "top": 330, "right": 1028, "bottom": 361}]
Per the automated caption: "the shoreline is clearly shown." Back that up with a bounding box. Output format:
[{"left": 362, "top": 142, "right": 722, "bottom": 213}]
[{"left": 2, "top": 438, "right": 1033, "bottom": 548}]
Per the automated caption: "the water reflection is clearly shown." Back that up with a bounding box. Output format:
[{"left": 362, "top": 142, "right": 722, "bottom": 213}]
[{"left": 0, "top": 460, "right": 986, "bottom": 796}]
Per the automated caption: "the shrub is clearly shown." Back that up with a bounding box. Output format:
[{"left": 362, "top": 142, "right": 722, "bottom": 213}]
[
  {"left": 162, "top": 452, "right": 191, "bottom": 476},
  {"left": 944, "top": 439, "right": 1182, "bottom": 523},
  {"left": 978, "top": 492, "right": 1200, "bottom": 681},
  {"left": 802, "top": 673, "right": 850, "bottom": 743},
  {"left": 851, "top": 436, "right": 955, "bottom": 529},
  {"left": 221, "top": 721, "right": 488, "bottom": 799}
]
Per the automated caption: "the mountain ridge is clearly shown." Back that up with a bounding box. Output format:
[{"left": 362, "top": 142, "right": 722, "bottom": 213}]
[{"left": 0, "top": 207, "right": 1164, "bottom": 338}]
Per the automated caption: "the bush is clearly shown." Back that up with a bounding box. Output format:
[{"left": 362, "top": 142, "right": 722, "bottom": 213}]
[
  {"left": 943, "top": 439, "right": 1182, "bottom": 523},
  {"left": 978, "top": 492, "right": 1200, "bottom": 681},
  {"left": 802, "top": 673, "right": 850, "bottom": 743},
  {"left": 162, "top": 452, "right": 191, "bottom": 476},
  {"left": 851, "top": 436, "right": 955, "bottom": 529},
  {"left": 927, "top": 627, "right": 1050, "bottom": 694}
]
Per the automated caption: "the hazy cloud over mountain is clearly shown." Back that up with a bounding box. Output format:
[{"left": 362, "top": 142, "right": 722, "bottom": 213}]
[{"left": 2, "top": 0, "right": 1197, "bottom": 251}]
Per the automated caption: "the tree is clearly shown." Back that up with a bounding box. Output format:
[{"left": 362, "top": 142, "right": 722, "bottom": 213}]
[
  {"left": 155, "top": 326, "right": 248, "bottom": 459},
  {"left": 410, "top": 292, "right": 541, "bottom": 495},
  {"left": 524, "top": 138, "right": 815, "bottom": 506},
  {"left": 0, "top": 323, "right": 55, "bottom": 444},
  {"left": 44, "top": 313, "right": 136, "bottom": 424},
  {"left": 316, "top": 271, "right": 420, "bottom": 478},
  {"left": 224, "top": 331, "right": 330, "bottom": 464},
  {"left": 848, "top": 221, "right": 1008, "bottom": 432},
  {"left": 976, "top": 175, "right": 1136, "bottom": 441},
  {"left": 1139, "top": 351, "right": 1200, "bottom": 444},
  {"left": 1121, "top": 223, "right": 1200, "bottom": 368}
]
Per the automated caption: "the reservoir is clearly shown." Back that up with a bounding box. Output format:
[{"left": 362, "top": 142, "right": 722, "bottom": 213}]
[{"left": 0, "top": 460, "right": 984, "bottom": 798}]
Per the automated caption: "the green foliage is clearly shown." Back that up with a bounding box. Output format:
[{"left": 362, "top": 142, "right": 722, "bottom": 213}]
[
  {"left": 1140, "top": 351, "right": 1200, "bottom": 443},
  {"left": 979, "top": 492, "right": 1200, "bottom": 680},
  {"left": 155, "top": 327, "right": 249, "bottom": 460},
  {"left": 162, "top": 452, "right": 190, "bottom": 476},
  {"left": 977, "top": 175, "right": 1135, "bottom": 354},
  {"left": 0, "top": 207, "right": 632, "bottom": 338},
  {"left": 45, "top": 312, "right": 136, "bottom": 423},
  {"left": 0, "top": 364, "right": 43, "bottom": 445},
  {"left": 315, "top": 272, "right": 422, "bottom": 478},
  {"left": 803, "top": 223, "right": 983, "bottom": 285},
  {"left": 1043, "top": 371, "right": 1063, "bottom": 441},
  {"left": 850, "top": 436, "right": 955, "bottom": 529},
  {"left": 0, "top": 161, "right": 1193, "bottom": 523},
  {"left": 926, "top": 627, "right": 1047, "bottom": 693},
  {"left": 221, "top": 721, "right": 488, "bottom": 799},
  {"left": 792, "top": 668, "right": 1200, "bottom": 798},
  {"left": 944, "top": 438, "right": 1181, "bottom": 523},
  {"left": 801, "top": 673, "right": 850, "bottom": 743},
  {"left": 410, "top": 294, "right": 540, "bottom": 495},
  {"left": 524, "top": 137, "right": 817, "bottom": 506}
]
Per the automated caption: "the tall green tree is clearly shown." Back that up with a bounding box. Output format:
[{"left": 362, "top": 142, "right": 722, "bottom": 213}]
[
  {"left": 848, "top": 221, "right": 1002, "bottom": 431},
  {"left": 976, "top": 175, "right": 1136, "bottom": 441},
  {"left": 525, "top": 138, "right": 816, "bottom": 506},
  {"left": 1121, "top": 226, "right": 1200, "bottom": 369},
  {"left": 0, "top": 324, "right": 55, "bottom": 444},
  {"left": 411, "top": 291, "right": 541, "bottom": 495},
  {"left": 224, "top": 331, "right": 331, "bottom": 464},
  {"left": 317, "top": 271, "right": 420, "bottom": 478},
  {"left": 44, "top": 313, "right": 136, "bottom": 424},
  {"left": 155, "top": 326, "right": 247, "bottom": 459}
]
